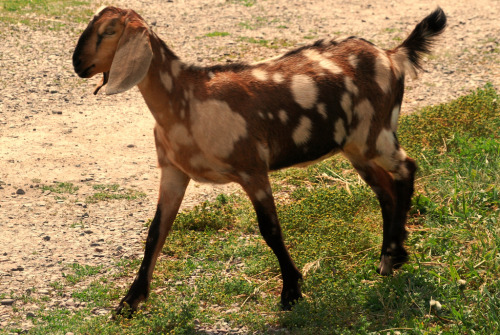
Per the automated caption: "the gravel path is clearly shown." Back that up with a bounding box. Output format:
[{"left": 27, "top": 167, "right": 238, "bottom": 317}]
[{"left": 0, "top": 0, "right": 498, "bottom": 332}]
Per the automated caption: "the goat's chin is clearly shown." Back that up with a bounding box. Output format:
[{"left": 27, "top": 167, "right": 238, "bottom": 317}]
[{"left": 93, "top": 72, "right": 109, "bottom": 95}]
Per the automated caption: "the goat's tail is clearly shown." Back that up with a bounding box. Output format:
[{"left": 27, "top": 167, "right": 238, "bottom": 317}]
[{"left": 392, "top": 7, "right": 447, "bottom": 78}]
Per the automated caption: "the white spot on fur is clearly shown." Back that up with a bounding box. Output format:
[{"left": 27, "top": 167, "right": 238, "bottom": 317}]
[
  {"left": 171, "top": 60, "right": 182, "bottom": 78},
  {"left": 239, "top": 172, "right": 250, "bottom": 183},
  {"left": 161, "top": 71, "right": 173, "bottom": 92},
  {"left": 348, "top": 54, "right": 359, "bottom": 69},
  {"left": 390, "top": 47, "right": 418, "bottom": 79},
  {"left": 189, "top": 154, "right": 209, "bottom": 169},
  {"left": 344, "top": 77, "right": 359, "bottom": 96},
  {"left": 255, "top": 189, "right": 268, "bottom": 202},
  {"left": 257, "top": 142, "right": 270, "bottom": 165},
  {"left": 208, "top": 71, "right": 215, "bottom": 79},
  {"left": 373, "top": 129, "right": 410, "bottom": 179},
  {"left": 268, "top": 112, "right": 274, "bottom": 120},
  {"left": 191, "top": 99, "right": 248, "bottom": 158},
  {"left": 304, "top": 49, "right": 343, "bottom": 75},
  {"left": 317, "top": 103, "right": 328, "bottom": 119},
  {"left": 278, "top": 110, "right": 288, "bottom": 124},
  {"left": 375, "top": 129, "right": 395, "bottom": 159},
  {"left": 293, "top": 116, "right": 312, "bottom": 146},
  {"left": 375, "top": 51, "right": 392, "bottom": 93},
  {"left": 272, "top": 73, "right": 285, "bottom": 84},
  {"left": 340, "top": 93, "right": 353, "bottom": 124},
  {"left": 348, "top": 99, "right": 375, "bottom": 154},
  {"left": 334, "top": 118, "right": 346, "bottom": 145},
  {"left": 391, "top": 105, "right": 400, "bottom": 131},
  {"left": 252, "top": 68, "right": 268, "bottom": 81},
  {"left": 290, "top": 74, "right": 318, "bottom": 109},
  {"left": 169, "top": 123, "right": 193, "bottom": 150},
  {"left": 258, "top": 111, "right": 266, "bottom": 119}
]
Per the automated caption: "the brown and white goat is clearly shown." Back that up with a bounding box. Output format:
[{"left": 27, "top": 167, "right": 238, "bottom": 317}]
[{"left": 73, "top": 7, "right": 446, "bottom": 315}]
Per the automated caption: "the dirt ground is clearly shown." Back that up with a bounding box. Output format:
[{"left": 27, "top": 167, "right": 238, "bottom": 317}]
[{"left": 0, "top": 0, "right": 498, "bottom": 331}]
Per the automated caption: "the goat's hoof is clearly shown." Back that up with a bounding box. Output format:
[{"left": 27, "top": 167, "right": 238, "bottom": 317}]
[
  {"left": 377, "top": 255, "right": 394, "bottom": 276},
  {"left": 377, "top": 249, "right": 409, "bottom": 275},
  {"left": 113, "top": 302, "right": 136, "bottom": 320},
  {"left": 280, "top": 289, "right": 302, "bottom": 311}
]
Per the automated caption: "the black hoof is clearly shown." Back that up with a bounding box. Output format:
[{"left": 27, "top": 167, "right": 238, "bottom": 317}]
[
  {"left": 280, "top": 287, "right": 302, "bottom": 311},
  {"left": 113, "top": 301, "right": 137, "bottom": 319},
  {"left": 377, "top": 247, "right": 409, "bottom": 275}
]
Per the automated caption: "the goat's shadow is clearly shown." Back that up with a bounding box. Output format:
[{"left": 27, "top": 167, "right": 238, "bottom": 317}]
[{"left": 273, "top": 266, "right": 440, "bottom": 334}]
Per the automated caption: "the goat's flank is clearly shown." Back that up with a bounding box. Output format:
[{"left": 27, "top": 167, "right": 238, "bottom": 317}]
[{"left": 73, "top": 7, "right": 446, "bottom": 315}]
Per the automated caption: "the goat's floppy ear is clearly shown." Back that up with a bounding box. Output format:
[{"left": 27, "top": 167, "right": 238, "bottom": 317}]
[{"left": 105, "top": 22, "right": 153, "bottom": 95}]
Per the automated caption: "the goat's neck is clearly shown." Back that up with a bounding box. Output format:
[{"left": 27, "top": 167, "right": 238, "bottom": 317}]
[{"left": 137, "top": 32, "right": 193, "bottom": 128}]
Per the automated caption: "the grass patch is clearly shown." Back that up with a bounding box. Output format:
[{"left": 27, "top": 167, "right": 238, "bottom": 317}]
[
  {"left": 41, "top": 181, "right": 79, "bottom": 194},
  {"left": 238, "top": 36, "right": 295, "bottom": 49},
  {"left": 203, "top": 31, "right": 230, "bottom": 38},
  {"left": 227, "top": 0, "right": 256, "bottom": 7},
  {"left": 0, "top": 0, "right": 95, "bottom": 29},
  {"left": 6, "top": 84, "right": 499, "bottom": 334},
  {"left": 86, "top": 184, "right": 146, "bottom": 203},
  {"left": 63, "top": 263, "right": 104, "bottom": 285}
]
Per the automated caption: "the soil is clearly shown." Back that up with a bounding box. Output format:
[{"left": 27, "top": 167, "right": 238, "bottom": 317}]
[{"left": 0, "top": 0, "right": 498, "bottom": 332}]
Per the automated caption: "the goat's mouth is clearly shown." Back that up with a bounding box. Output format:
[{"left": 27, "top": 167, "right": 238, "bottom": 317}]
[{"left": 75, "top": 64, "right": 96, "bottom": 78}]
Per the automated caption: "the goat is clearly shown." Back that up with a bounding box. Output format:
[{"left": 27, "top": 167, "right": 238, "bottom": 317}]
[{"left": 73, "top": 6, "right": 446, "bottom": 315}]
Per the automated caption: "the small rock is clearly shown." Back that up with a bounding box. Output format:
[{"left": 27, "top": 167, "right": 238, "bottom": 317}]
[
  {"left": 127, "top": 144, "right": 136, "bottom": 148},
  {"left": 16, "top": 188, "right": 25, "bottom": 195},
  {"left": 43, "top": 236, "right": 51, "bottom": 241},
  {"left": 1, "top": 299, "right": 14, "bottom": 306},
  {"left": 84, "top": 230, "right": 93, "bottom": 234},
  {"left": 26, "top": 312, "right": 36, "bottom": 318}
]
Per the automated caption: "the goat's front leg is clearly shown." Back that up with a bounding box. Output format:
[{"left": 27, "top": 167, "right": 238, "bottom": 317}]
[
  {"left": 242, "top": 175, "right": 303, "bottom": 310},
  {"left": 115, "top": 164, "right": 190, "bottom": 317}
]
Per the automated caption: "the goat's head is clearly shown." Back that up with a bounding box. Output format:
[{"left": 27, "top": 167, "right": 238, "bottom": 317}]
[{"left": 73, "top": 6, "right": 153, "bottom": 95}]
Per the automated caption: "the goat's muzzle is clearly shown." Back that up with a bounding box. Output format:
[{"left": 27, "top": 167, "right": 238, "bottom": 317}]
[{"left": 74, "top": 64, "right": 95, "bottom": 78}]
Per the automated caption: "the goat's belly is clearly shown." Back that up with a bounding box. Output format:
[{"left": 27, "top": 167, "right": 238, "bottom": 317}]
[
  {"left": 269, "top": 140, "right": 341, "bottom": 171},
  {"left": 166, "top": 150, "right": 235, "bottom": 184}
]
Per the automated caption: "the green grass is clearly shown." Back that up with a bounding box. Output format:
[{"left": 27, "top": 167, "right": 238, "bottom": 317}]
[
  {"left": 227, "top": 0, "right": 256, "bottom": 7},
  {"left": 41, "top": 181, "right": 80, "bottom": 194},
  {"left": 86, "top": 184, "right": 147, "bottom": 203},
  {"left": 0, "top": 0, "right": 96, "bottom": 29},
  {"left": 2, "top": 84, "right": 498, "bottom": 334},
  {"left": 238, "top": 36, "right": 295, "bottom": 49},
  {"left": 203, "top": 31, "right": 230, "bottom": 38}
]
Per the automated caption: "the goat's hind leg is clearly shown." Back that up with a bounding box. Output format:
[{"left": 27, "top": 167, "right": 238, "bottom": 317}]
[
  {"left": 390, "top": 156, "right": 417, "bottom": 269},
  {"left": 368, "top": 146, "right": 416, "bottom": 275},
  {"left": 115, "top": 164, "right": 190, "bottom": 317},
  {"left": 348, "top": 159, "right": 399, "bottom": 275},
  {"left": 241, "top": 175, "right": 303, "bottom": 310}
]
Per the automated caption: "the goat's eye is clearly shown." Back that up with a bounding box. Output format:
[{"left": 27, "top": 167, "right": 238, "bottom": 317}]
[{"left": 103, "top": 27, "right": 115, "bottom": 36}]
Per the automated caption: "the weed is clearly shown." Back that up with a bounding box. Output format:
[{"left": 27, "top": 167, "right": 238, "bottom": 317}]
[
  {"left": 63, "top": 263, "right": 104, "bottom": 285},
  {"left": 238, "top": 36, "right": 294, "bottom": 49},
  {"left": 41, "top": 181, "right": 79, "bottom": 194},
  {"left": 86, "top": 183, "right": 146, "bottom": 203},
  {"left": 203, "top": 31, "right": 230, "bottom": 38},
  {"left": 227, "top": 0, "right": 256, "bottom": 7}
]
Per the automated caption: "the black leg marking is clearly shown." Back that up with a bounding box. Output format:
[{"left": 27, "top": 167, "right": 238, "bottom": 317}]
[{"left": 115, "top": 205, "right": 162, "bottom": 317}]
